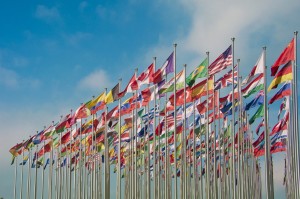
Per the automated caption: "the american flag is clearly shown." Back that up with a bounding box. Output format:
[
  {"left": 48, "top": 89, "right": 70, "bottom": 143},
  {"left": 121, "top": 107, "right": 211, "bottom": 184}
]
[{"left": 208, "top": 45, "right": 233, "bottom": 76}]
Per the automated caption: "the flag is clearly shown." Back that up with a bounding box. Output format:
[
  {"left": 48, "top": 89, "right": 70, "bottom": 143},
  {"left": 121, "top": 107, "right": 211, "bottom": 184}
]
[
  {"left": 74, "top": 103, "right": 91, "bottom": 120},
  {"left": 43, "top": 124, "right": 57, "bottom": 138},
  {"left": 43, "top": 158, "right": 50, "bottom": 170},
  {"left": 255, "top": 119, "right": 264, "bottom": 135},
  {"left": 86, "top": 92, "right": 106, "bottom": 114},
  {"left": 208, "top": 45, "right": 232, "bottom": 76},
  {"left": 119, "top": 74, "right": 139, "bottom": 98},
  {"left": 242, "top": 74, "right": 264, "bottom": 98},
  {"left": 277, "top": 97, "right": 287, "bottom": 120},
  {"left": 159, "top": 70, "right": 184, "bottom": 94},
  {"left": 270, "top": 112, "right": 289, "bottom": 136},
  {"left": 214, "top": 67, "right": 237, "bottom": 90},
  {"left": 20, "top": 156, "right": 29, "bottom": 165},
  {"left": 191, "top": 77, "right": 214, "bottom": 99},
  {"left": 271, "top": 38, "right": 295, "bottom": 76},
  {"left": 268, "top": 61, "right": 292, "bottom": 91},
  {"left": 9, "top": 143, "right": 23, "bottom": 157},
  {"left": 152, "top": 52, "right": 174, "bottom": 84},
  {"left": 242, "top": 52, "right": 264, "bottom": 85},
  {"left": 105, "top": 83, "right": 120, "bottom": 104},
  {"left": 269, "top": 83, "right": 291, "bottom": 104},
  {"left": 137, "top": 63, "right": 154, "bottom": 86},
  {"left": 61, "top": 131, "right": 71, "bottom": 145},
  {"left": 253, "top": 132, "right": 264, "bottom": 148},
  {"left": 249, "top": 105, "right": 264, "bottom": 125},
  {"left": 186, "top": 58, "right": 208, "bottom": 87},
  {"left": 244, "top": 91, "right": 264, "bottom": 111},
  {"left": 55, "top": 114, "right": 71, "bottom": 134},
  {"left": 33, "top": 130, "right": 46, "bottom": 145}
]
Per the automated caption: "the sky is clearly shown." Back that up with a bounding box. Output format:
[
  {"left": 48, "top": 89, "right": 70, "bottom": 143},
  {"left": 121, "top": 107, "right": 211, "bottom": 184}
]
[{"left": 1, "top": 0, "right": 300, "bottom": 198}]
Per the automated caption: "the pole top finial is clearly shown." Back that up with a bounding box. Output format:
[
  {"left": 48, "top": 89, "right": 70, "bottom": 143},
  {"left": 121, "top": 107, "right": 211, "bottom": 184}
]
[
  {"left": 237, "top": 58, "right": 240, "bottom": 62},
  {"left": 119, "top": 78, "right": 122, "bottom": 82},
  {"left": 231, "top": 37, "right": 235, "bottom": 42},
  {"left": 173, "top": 43, "right": 177, "bottom": 47},
  {"left": 206, "top": 51, "right": 209, "bottom": 55},
  {"left": 294, "top": 31, "right": 298, "bottom": 35},
  {"left": 263, "top": 46, "right": 267, "bottom": 50},
  {"left": 184, "top": 64, "right": 187, "bottom": 67},
  {"left": 153, "top": 56, "right": 156, "bottom": 60}
]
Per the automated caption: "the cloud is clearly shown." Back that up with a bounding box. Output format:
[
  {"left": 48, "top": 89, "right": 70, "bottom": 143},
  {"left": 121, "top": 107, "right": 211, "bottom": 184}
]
[
  {"left": 35, "top": 5, "right": 61, "bottom": 21},
  {"left": 77, "top": 69, "right": 112, "bottom": 92},
  {"left": 96, "top": 5, "right": 116, "bottom": 19}
]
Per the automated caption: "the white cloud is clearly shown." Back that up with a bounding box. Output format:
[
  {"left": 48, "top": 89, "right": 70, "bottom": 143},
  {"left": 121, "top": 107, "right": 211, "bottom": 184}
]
[
  {"left": 77, "top": 69, "right": 112, "bottom": 92},
  {"left": 35, "top": 5, "right": 61, "bottom": 21},
  {"left": 64, "top": 32, "right": 92, "bottom": 46}
]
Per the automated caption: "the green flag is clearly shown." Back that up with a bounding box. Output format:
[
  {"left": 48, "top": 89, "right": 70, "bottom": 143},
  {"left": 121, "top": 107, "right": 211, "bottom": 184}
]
[
  {"left": 249, "top": 105, "right": 264, "bottom": 124},
  {"left": 186, "top": 58, "right": 208, "bottom": 87}
]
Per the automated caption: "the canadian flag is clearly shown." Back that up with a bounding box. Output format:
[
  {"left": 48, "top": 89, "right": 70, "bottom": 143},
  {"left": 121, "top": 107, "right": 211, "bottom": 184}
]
[{"left": 137, "top": 63, "right": 154, "bottom": 86}]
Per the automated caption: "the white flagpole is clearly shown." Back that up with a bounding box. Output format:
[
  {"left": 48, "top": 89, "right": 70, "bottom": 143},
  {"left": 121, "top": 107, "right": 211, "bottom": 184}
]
[
  {"left": 26, "top": 146, "right": 31, "bottom": 199},
  {"left": 231, "top": 37, "right": 236, "bottom": 199},
  {"left": 33, "top": 134, "right": 38, "bottom": 199},
  {"left": 41, "top": 140, "right": 45, "bottom": 199},
  {"left": 173, "top": 43, "right": 178, "bottom": 199},
  {"left": 20, "top": 142, "right": 24, "bottom": 199},
  {"left": 205, "top": 51, "right": 210, "bottom": 199},
  {"left": 104, "top": 87, "right": 110, "bottom": 199},
  {"left": 14, "top": 155, "right": 18, "bottom": 199},
  {"left": 183, "top": 64, "right": 187, "bottom": 199},
  {"left": 292, "top": 31, "right": 300, "bottom": 199},
  {"left": 117, "top": 78, "right": 122, "bottom": 199},
  {"left": 262, "top": 46, "right": 273, "bottom": 199}
]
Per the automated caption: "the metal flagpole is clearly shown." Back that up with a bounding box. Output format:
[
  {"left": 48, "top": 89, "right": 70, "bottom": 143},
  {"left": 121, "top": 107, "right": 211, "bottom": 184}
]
[
  {"left": 173, "top": 43, "right": 178, "bottom": 199},
  {"left": 26, "top": 147, "right": 31, "bottom": 199},
  {"left": 292, "top": 31, "right": 300, "bottom": 199},
  {"left": 205, "top": 51, "right": 210, "bottom": 199},
  {"left": 104, "top": 88, "right": 110, "bottom": 199},
  {"left": 147, "top": 101, "right": 151, "bottom": 199},
  {"left": 20, "top": 142, "right": 24, "bottom": 199},
  {"left": 213, "top": 83, "right": 217, "bottom": 199},
  {"left": 134, "top": 68, "right": 138, "bottom": 199},
  {"left": 14, "top": 154, "right": 18, "bottom": 199},
  {"left": 192, "top": 100, "right": 197, "bottom": 199},
  {"left": 49, "top": 122, "right": 54, "bottom": 199},
  {"left": 33, "top": 134, "right": 38, "bottom": 199},
  {"left": 41, "top": 140, "right": 45, "bottom": 199},
  {"left": 117, "top": 78, "right": 122, "bottom": 199},
  {"left": 184, "top": 64, "right": 188, "bottom": 198},
  {"left": 262, "top": 46, "right": 273, "bottom": 199},
  {"left": 236, "top": 59, "right": 241, "bottom": 199},
  {"left": 231, "top": 37, "right": 236, "bottom": 199}
]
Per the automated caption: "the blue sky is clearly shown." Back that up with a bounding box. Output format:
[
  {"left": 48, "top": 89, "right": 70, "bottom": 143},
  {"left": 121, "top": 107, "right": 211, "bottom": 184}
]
[{"left": 1, "top": 0, "right": 300, "bottom": 198}]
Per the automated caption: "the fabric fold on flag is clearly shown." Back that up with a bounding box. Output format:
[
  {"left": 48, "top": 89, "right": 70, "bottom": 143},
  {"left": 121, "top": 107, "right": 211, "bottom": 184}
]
[
  {"left": 242, "top": 74, "right": 264, "bottom": 98},
  {"left": 137, "top": 63, "right": 154, "bottom": 86},
  {"left": 269, "top": 83, "right": 291, "bottom": 104},
  {"left": 271, "top": 38, "right": 295, "bottom": 76},
  {"left": 208, "top": 45, "right": 232, "bottom": 76},
  {"left": 186, "top": 58, "right": 208, "bottom": 87},
  {"left": 244, "top": 91, "right": 264, "bottom": 111},
  {"left": 249, "top": 105, "right": 264, "bottom": 125},
  {"left": 152, "top": 52, "right": 174, "bottom": 84},
  {"left": 242, "top": 52, "right": 264, "bottom": 86},
  {"left": 268, "top": 61, "right": 292, "bottom": 91},
  {"left": 105, "top": 83, "right": 120, "bottom": 104}
]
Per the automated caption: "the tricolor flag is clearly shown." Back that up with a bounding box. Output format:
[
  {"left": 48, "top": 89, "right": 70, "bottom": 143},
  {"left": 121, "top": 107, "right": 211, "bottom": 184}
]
[
  {"left": 271, "top": 38, "right": 295, "bottom": 76},
  {"left": 268, "top": 61, "right": 293, "bottom": 91},
  {"left": 269, "top": 83, "right": 291, "bottom": 104},
  {"left": 86, "top": 92, "right": 106, "bottom": 114},
  {"left": 208, "top": 45, "right": 232, "bottom": 76},
  {"left": 242, "top": 52, "right": 264, "bottom": 86},
  {"left": 159, "top": 70, "right": 184, "bottom": 94}
]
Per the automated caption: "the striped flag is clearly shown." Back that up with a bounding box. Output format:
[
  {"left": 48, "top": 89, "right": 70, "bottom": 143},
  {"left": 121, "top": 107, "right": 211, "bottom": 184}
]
[{"left": 208, "top": 45, "right": 232, "bottom": 76}]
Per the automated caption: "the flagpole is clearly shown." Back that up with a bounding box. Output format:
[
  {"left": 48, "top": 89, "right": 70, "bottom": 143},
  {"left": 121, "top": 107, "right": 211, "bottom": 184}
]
[
  {"left": 117, "top": 78, "right": 122, "bottom": 199},
  {"left": 293, "top": 31, "right": 300, "bottom": 199},
  {"left": 41, "top": 139, "right": 45, "bottom": 199},
  {"left": 14, "top": 154, "right": 18, "bottom": 199},
  {"left": 173, "top": 43, "right": 178, "bottom": 199},
  {"left": 193, "top": 100, "right": 197, "bottom": 199},
  {"left": 20, "top": 142, "right": 24, "bottom": 199},
  {"left": 104, "top": 87, "right": 110, "bottom": 199},
  {"left": 236, "top": 58, "right": 241, "bottom": 199},
  {"left": 205, "top": 51, "right": 210, "bottom": 199},
  {"left": 262, "top": 46, "right": 273, "bottom": 199},
  {"left": 33, "top": 133, "right": 38, "bottom": 199},
  {"left": 133, "top": 68, "right": 138, "bottom": 199},
  {"left": 26, "top": 146, "right": 31, "bottom": 199}
]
